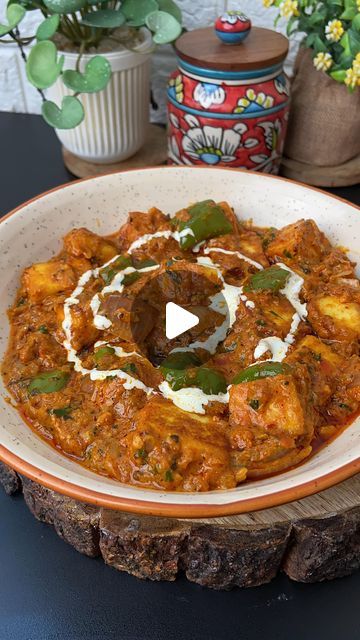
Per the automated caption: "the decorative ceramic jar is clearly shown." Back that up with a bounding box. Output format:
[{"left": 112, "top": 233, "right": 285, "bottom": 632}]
[{"left": 167, "top": 14, "right": 290, "bottom": 174}]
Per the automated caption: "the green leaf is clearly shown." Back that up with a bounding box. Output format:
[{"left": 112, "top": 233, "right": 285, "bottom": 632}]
[
  {"left": 62, "top": 55, "right": 111, "bottom": 93},
  {"left": 313, "top": 35, "right": 328, "bottom": 53},
  {"left": 121, "top": 0, "right": 158, "bottom": 26},
  {"left": 28, "top": 370, "right": 70, "bottom": 395},
  {"left": 345, "top": 0, "right": 356, "bottom": 8},
  {"left": 340, "top": 31, "right": 351, "bottom": 55},
  {"left": 8, "top": 0, "right": 43, "bottom": 10},
  {"left": 353, "top": 13, "right": 360, "bottom": 31},
  {"left": 308, "top": 11, "right": 325, "bottom": 27},
  {"left": 157, "top": 0, "right": 182, "bottom": 24},
  {"left": 233, "top": 362, "right": 292, "bottom": 385},
  {"left": 146, "top": 10, "right": 182, "bottom": 43},
  {"left": 330, "top": 69, "right": 347, "bottom": 82},
  {"left": 36, "top": 14, "right": 60, "bottom": 41},
  {"left": 43, "top": 0, "right": 86, "bottom": 13},
  {"left": 340, "top": 7, "right": 357, "bottom": 19},
  {"left": 348, "top": 26, "right": 360, "bottom": 55},
  {"left": 286, "top": 15, "right": 297, "bottom": 36},
  {"left": 42, "top": 96, "right": 84, "bottom": 129},
  {"left": 244, "top": 266, "right": 290, "bottom": 293},
  {"left": 81, "top": 9, "right": 126, "bottom": 28},
  {"left": 26, "top": 40, "right": 64, "bottom": 89},
  {"left": 0, "top": 4, "right": 25, "bottom": 37},
  {"left": 305, "top": 32, "right": 318, "bottom": 47}
]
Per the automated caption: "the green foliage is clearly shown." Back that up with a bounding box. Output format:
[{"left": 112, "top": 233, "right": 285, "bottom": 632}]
[
  {"left": 263, "top": 0, "right": 359, "bottom": 90},
  {"left": 4, "top": 0, "right": 183, "bottom": 130},
  {"left": 62, "top": 55, "right": 111, "bottom": 92},
  {"left": 146, "top": 10, "right": 182, "bottom": 43},
  {"left": 36, "top": 15, "right": 60, "bottom": 41},
  {"left": 122, "top": 0, "right": 158, "bottom": 26},
  {"left": 42, "top": 96, "right": 85, "bottom": 128},
  {"left": 43, "top": 0, "right": 86, "bottom": 13},
  {"left": 26, "top": 40, "right": 64, "bottom": 89},
  {"left": 0, "top": 4, "right": 25, "bottom": 37},
  {"left": 81, "top": 9, "right": 126, "bottom": 28}
]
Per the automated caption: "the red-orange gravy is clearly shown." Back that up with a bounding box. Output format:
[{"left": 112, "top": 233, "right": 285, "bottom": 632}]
[{"left": 2, "top": 204, "right": 360, "bottom": 492}]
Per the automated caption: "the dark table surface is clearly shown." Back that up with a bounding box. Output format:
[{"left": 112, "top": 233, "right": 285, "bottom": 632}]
[{"left": 0, "top": 112, "right": 359, "bottom": 640}]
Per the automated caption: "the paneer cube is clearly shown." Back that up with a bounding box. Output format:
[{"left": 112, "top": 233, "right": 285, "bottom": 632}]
[
  {"left": 22, "top": 261, "right": 76, "bottom": 303},
  {"left": 119, "top": 396, "right": 236, "bottom": 491},
  {"left": 228, "top": 367, "right": 314, "bottom": 475},
  {"left": 63, "top": 228, "right": 117, "bottom": 265},
  {"left": 316, "top": 296, "right": 360, "bottom": 333},
  {"left": 266, "top": 219, "right": 331, "bottom": 268},
  {"left": 293, "top": 335, "right": 342, "bottom": 367},
  {"left": 307, "top": 294, "right": 360, "bottom": 344}
]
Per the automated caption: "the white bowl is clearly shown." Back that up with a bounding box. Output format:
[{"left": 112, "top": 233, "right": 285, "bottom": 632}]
[{"left": 0, "top": 167, "right": 359, "bottom": 518}]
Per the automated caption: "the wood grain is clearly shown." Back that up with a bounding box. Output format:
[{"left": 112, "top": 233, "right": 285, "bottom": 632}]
[
  {"left": 63, "top": 125, "right": 167, "bottom": 179},
  {"left": 2, "top": 461, "right": 359, "bottom": 589},
  {"left": 175, "top": 27, "right": 289, "bottom": 72}
]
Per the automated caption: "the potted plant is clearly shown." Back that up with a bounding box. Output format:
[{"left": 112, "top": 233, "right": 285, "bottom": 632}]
[
  {"left": 0, "top": 0, "right": 182, "bottom": 163},
  {"left": 263, "top": 0, "right": 360, "bottom": 186}
]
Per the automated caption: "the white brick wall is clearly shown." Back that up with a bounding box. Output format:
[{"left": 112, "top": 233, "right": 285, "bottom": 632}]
[{"left": 0, "top": 0, "right": 301, "bottom": 122}]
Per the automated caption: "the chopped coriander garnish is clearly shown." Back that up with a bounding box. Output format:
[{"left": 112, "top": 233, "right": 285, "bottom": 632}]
[
  {"left": 283, "top": 249, "right": 293, "bottom": 259},
  {"left": 38, "top": 325, "right": 49, "bottom": 334},
  {"left": 121, "top": 362, "right": 138, "bottom": 375},
  {"left": 48, "top": 406, "right": 73, "bottom": 420}
]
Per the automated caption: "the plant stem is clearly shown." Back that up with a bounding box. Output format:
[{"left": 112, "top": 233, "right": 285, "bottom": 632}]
[
  {"left": 76, "top": 40, "right": 86, "bottom": 71},
  {"left": 11, "top": 29, "right": 46, "bottom": 102}
]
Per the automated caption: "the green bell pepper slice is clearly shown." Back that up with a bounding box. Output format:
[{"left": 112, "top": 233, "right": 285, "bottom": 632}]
[
  {"left": 99, "top": 255, "right": 132, "bottom": 285},
  {"left": 94, "top": 346, "right": 115, "bottom": 362},
  {"left": 177, "top": 200, "right": 233, "bottom": 250},
  {"left": 28, "top": 370, "right": 70, "bottom": 395},
  {"left": 160, "top": 352, "right": 227, "bottom": 395},
  {"left": 232, "top": 362, "right": 292, "bottom": 385},
  {"left": 244, "top": 266, "right": 290, "bottom": 293}
]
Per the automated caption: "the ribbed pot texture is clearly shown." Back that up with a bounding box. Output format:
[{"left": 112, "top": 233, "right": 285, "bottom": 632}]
[{"left": 46, "top": 29, "right": 152, "bottom": 164}]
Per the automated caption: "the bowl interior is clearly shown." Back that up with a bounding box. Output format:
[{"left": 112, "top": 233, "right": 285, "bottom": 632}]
[{"left": 0, "top": 167, "right": 359, "bottom": 516}]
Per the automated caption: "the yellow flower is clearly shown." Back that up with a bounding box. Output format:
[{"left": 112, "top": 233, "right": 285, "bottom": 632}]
[
  {"left": 279, "top": 0, "right": 299, "bottom": 18},
  {"left": 313, "top": 52, "right": 333, "bottom": 72},
  {"left": 263, "top": 0, "right": 274, "bottom": 6},
  {"left": 357, "top": 0, "right": 360, "bottom": 10},
  {"left": 345, "top": 67, "right": 358, "bottom": 89},
  {"left": 325, "top": 19, "right": 344, "bottom": 43},
  {"left": 353, "top": 52, "right": 360, "bottom": 72}
]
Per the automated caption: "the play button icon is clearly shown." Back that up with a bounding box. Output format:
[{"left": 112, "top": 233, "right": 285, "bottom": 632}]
[
  {"left": 127, "top": 264, "right": 231, "bottom": 366},
  {"left": 165, "top": 302, "right": 200, "bottom": 340}
]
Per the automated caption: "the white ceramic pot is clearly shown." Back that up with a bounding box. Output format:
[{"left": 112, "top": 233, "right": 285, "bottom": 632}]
[{"left": 46, "top": 28, "right": 152, "bottom": 164}]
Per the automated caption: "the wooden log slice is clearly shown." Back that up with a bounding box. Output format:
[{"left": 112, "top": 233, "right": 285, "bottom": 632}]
[{"left": 1, "top": 461, "right": 359, "bottom": 590}]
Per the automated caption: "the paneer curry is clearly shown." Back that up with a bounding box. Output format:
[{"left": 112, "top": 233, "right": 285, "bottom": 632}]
[{"left": 2, "top": 200, "right": 360, "bottom": 492}]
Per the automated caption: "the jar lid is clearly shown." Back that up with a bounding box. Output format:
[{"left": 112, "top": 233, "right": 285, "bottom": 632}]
[{"left": 175, "top": 25, "right": 288, "bottom": 73}]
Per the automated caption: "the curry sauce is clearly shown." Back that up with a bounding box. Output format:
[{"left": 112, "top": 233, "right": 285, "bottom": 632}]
[{"left": 2, "top": 201, "right": 360, "bottom": 492}]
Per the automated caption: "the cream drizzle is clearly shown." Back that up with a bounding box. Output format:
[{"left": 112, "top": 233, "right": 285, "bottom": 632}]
[
  {"left": 253, "top": 264, "right": 307, "bottom": 363},
  {"left": 159, "top": 381, "right": 230, "bottom": 415},
  {"left": 61, "top": 227, "right": 308, "bottom": 414}
]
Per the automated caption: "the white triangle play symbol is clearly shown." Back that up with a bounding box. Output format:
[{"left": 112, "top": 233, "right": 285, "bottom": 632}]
[{"left": 165, "top": 302, "right": 199, "bottom": 340}]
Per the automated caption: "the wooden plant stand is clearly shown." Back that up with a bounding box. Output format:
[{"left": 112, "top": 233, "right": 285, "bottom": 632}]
[
  {"left": 62, "top": 124, "right": 167, "bottom": 179},
  {"left": 1, "top": 461, "right": 359, "bottom": 590}
]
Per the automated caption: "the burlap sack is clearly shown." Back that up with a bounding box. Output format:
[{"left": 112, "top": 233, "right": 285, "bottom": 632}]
[{"left": 284, "top": 47, "right": 360, "bottom": 167}]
